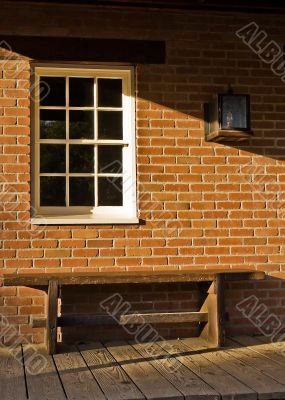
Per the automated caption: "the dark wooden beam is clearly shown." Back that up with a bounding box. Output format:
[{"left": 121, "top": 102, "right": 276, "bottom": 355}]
[
  {"left": 2, "top": 0, "right": 285, "bottom": 14},
  {"left": 33, "top": 315, "right": 117, "bottom": 328},
  {"left": 45, "top": 280, "right": 59, "bottom": 355},
  {"left": 0, "top": 35, "right": 166, "bottom": 64},
  {"left": 32, "top": 311, "right": 208, "bottom": 328}
]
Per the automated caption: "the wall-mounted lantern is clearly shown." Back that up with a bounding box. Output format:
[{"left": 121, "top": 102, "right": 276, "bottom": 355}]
[{"left": 204, "top": 86, "right": 253, "bottom": 142}]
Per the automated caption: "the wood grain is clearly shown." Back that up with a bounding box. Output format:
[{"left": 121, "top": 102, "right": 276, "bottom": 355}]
[
  {"left": 120, "top": 311, "right": 208, "bottom": 325},
  {"left": 200, "top": 276, "right": 225, "bottom": 347},
  {"left": 79, "top": 342, "right": 144, "bottom": 400},
  {"left": 132, "top": 341, "right": 219, "bottom": 400},
  {"left": 159, "top": 338, "right": 257, "bottom": 400},
  {"left": 1, "top": 339, "right": 285, "bottom": 400},
  {"left": 232, "top": 336, "right": 285, "bottom": 367},
  {"left": 23, "top": 345, "right": 65, "bottom": 400},
  {"left": 33, "top": 311, "right": 208, "bottom": 328},
  {"left": 1, "top": 269, "right": 266, "bottom": 287},
  {"left": 184, "top": 338, "right": 285, "bottom": 400},
  {"left": 226, "top": 338, "right": 285, "bottom": 389},
  {"left": 105, "top": 341, "right": 183, "bottom": 400},
  {"left": 54, "top": 344, "right": 106, "bottom": 400},
  {"left": 0, "top": 347, "right": 27, "bottom": 400}
]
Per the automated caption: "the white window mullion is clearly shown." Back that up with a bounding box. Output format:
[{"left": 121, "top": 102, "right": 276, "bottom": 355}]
[
  {"left": 36, "top": 139, "right": 129, "bottom": 145},
  {"left": 66, "top": 144, "right": 69, "bottom": 207},
  {"left": 94, "top": 77, "right": 98, "bottom": 208},
  {"left": 35, "top": 72, "right": 40, "bottom": 210},
  {"left": 66, "top": 76, "right": 69, "bottom": 207},
  {"left": 94, "top": 146, "right": 98, "bottom": 208}
]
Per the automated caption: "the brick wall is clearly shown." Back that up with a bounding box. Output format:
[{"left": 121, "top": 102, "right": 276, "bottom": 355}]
[{"left": 1, "top": 3, "right": 285, "bottom": 344}]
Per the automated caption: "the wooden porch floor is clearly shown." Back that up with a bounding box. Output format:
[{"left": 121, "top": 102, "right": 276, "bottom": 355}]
[{"left": 1, "top": 336, "right": 285, "bottom": 400}]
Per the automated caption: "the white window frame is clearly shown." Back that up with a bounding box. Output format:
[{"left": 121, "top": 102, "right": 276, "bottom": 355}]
[{"left": 31, "top": 65, "right": 138, "bottom": 225}]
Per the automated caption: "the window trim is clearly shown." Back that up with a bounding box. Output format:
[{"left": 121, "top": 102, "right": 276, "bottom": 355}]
[{"left": 31, "top": 64, "right": 138, "bottom": 225}]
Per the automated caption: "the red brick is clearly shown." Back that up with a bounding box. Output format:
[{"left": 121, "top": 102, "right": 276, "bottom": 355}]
[
  {"left": 89, "top": 258, "right": 115, "bottom": 267},
  {"left": 17, "top": 249, "right": 44, "bottom": 258},
  {"left": 73, "top": 230, "right": 98, "bottom": 239},
  {"left": 73, "top": 249, "right": 99, "bottom": 257},
  {"left": 126, "top": 248, "right": 152, "bottom": 256},
  {"left": 60, "top": 239, "right": 85, "bottom": 248},
  {"left": 34, "top": 259, "right": 60, "bottom": 268},
  {"left": 87, "top": 240, "right": 113, "bottom": 248},
  {"left": 45, "top": 249, "right": 71, "bottom": 258},
  {"left": 32, "top": 240, "right": 57, "bottom": 248}
]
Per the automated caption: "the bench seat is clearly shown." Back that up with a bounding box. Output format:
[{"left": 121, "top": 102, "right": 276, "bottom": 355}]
[{"left": 1, "top": 269, "right": 265, "bottom": 286}]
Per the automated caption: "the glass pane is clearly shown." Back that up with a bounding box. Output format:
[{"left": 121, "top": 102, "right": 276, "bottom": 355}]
[
  {"left": 98, "top": 79, "right": 122, "bottom": 108},
  {"left": 69, "top": 145, "right": 94, "bottom": 173},
  {"left": 98, "top": 177, "right": 122, "bottom": 206},
  {"left": 40, "top": 110, "right": 66, "bottom": 139},
  {"left": 221, "top": 95, "right": 248, "bottom": 130},
  {"left": 69, "top": 110, "right": 94, "bottom": 139},
  {"left": 40, "top": 177, "right": 65, "bottom": 206},
  {"left": 98, "top": 146, "right": 122, "bottom": 173},
  {"left": 40, "top": 144, "right": 66, "bottom": 173},
  {"left": 40, "top": 77, "right": 66, "bottom": 106},
  {"left": 98, "top": 111, "right": 123, "bottom": 140},
  {"left": 69, "top": 78, "right": 94, "bottom": 107},
  {"left": 69, "top": 177, "right": 94, "bottom": 206}
]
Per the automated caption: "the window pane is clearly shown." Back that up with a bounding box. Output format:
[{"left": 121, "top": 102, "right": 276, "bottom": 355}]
[
  {"left": 98, "top": 111, "right": 123, "bottom": 140},
  {"left": 98, "top": 146, "right": 122, "bottom": 173},
  {"left": 40, "top": 144, "right": 66, "bottom": 173},
  {"left": 40, "top": 110, "right": 66, "bottom": 139},
  {"left": 69, "top": 110, "right": 94, "bottom": 139},
  {"left": 40, "top": 77, "right": 65, "bottom": 106},
  {"left": 98, "top": 79, "right": 122, "bottom": 108},
  {"left": 221, "top": 95, "right": 248, "bottom": 130},
  {"left": 69, "top": 145, "right": 94, "bottom": 173},
  {"left": 98, "top": 177, "right": 122, "bottom": 206},
  {"left": 40, "top": 177, "right": 66, "bottom": 206},
  {"left": 69, "top": 78, "right": 94, "bottom": 107},
  {"left": 69, "top": 177, "right": 94, "bottom": 206}
]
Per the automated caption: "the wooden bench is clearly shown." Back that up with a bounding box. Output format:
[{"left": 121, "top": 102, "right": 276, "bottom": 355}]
[{"left": 0, "top": 269, "right": 265, "bottom": 354}]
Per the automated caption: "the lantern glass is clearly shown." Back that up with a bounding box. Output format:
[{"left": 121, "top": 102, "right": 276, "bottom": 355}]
[{"left": 219, "top": 94, "right": 249, "bottom": 131}]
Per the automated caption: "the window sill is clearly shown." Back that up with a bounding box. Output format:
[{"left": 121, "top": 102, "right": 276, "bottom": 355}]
[{"left": 31, "top": 214, "right": 140, "bottom": 225}]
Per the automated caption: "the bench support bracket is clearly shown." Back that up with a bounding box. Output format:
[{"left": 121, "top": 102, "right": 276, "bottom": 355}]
[{"left": 200, "top": 274, "right": 225, "bottom": 347}]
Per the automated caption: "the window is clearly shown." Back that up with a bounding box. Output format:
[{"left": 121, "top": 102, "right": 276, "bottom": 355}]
[{"left": 31, "top": 66, "right": 137, "bottom": 224}]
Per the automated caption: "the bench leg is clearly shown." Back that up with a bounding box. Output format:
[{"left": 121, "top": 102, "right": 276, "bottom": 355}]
[
  {"left": 46, "top": 280, "right": 59, "bottom": 355},
  {"left": 199, "top": 275, "right": 225, "bottom": 347}
]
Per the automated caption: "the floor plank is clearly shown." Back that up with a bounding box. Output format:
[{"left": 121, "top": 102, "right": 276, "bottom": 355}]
[
  {"left": 54, "top": 344, "right": 106, "bottom": 400},
  {"left": 232, "top": 336, "right": 285, "bottom": 367},
  {"left": 79, "top": 342, "right": 144, "bottom": 400},
  {"left": 225, "top": 339, "right": 285, "bottom": 391},
  {"left": 184, "top": 338, "right": 285, "bottom": 400},
  {"left": 132, "top": 341, "right": 220, "bottom": 400},
  {"left": 0, "top": 347, "right": 27, "bottom": 400},
  {"left": 1, "top": 339, "right": 285, "bottom": 400},
  {"left": 105, "top": 341, "right": 183, "bottom": 400},
  {"left": 23, "top": 345, "right": 66, "bottom": 400},
  {"left": 159, "top": 339, "right": 256, "bottom": 400}
]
